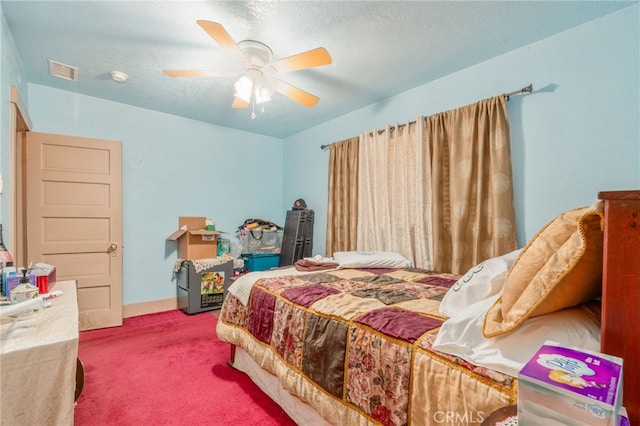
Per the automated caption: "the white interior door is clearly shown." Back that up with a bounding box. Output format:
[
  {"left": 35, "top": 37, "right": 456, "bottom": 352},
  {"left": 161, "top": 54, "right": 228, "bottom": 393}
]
[{"left": 24, "top": 132, "right": 123, "bottom": 330}]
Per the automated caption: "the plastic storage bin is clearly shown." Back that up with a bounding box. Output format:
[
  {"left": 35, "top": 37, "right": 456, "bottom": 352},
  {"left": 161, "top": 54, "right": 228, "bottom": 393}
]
[
  {"left": 242, "top": 254, "right": 280, "bottom": 272},
  {"left": 239, "top": 230, "right": 283, "bottom": 254}
]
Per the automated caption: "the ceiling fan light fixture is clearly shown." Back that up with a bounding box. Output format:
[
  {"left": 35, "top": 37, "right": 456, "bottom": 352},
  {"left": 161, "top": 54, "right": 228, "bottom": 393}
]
[
  {"left": 165, "top": 21, "right": 330, "bottom": 117},
  {"left": 234, "top": 75, "right": 253, "bottom": 102},
  {"left": 255, "top": 77, "right": 274, "bottom": 104},
  {"left": 234, "top": 71, "right": 274, "bottom": 106},
  {"left": 255, "top": 87, "right": 272, "bottom": 104}
]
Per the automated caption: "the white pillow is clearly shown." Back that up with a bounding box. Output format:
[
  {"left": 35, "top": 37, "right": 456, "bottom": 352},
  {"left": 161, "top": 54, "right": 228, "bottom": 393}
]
[
  {"left": 332, "top": 251, "right": 413, "bottom": 269},
  {"left": 432, "top": 294, "right": 601, "bottom": 377},
  {"left": 439, "top": 249, "right": 521, "bottom": 318}
]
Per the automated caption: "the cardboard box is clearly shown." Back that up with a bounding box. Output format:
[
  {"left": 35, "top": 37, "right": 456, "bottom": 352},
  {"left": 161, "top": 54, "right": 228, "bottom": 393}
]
[
  {"left": 518, "top": 340, "right": 623, "bottom": 426},
  {"left": 167, "top": 217, "right": 220, "bottom": 260}
]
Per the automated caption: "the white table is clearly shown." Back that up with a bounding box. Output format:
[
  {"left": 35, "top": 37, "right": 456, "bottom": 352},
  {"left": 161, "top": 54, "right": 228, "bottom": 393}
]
[{"left": 1, "top": 280, "right": 79, "bottom": 426}]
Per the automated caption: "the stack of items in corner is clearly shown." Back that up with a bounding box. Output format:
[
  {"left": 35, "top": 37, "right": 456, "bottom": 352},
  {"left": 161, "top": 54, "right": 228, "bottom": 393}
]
[
  {"left": 237, "top": 219, "right": 283, "bottom": 272},
  {"left": 166, "top": 216, "right": 233, "bottom": 314}
]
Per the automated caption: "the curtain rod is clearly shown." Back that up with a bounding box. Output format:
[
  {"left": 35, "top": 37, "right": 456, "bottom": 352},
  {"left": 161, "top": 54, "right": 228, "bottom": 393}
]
[
  {"left": 503, "top": 83, "right": 533, "bottom": 100},
  {"left": 320, "top": 84, "right": 533, "bottom": 150}
]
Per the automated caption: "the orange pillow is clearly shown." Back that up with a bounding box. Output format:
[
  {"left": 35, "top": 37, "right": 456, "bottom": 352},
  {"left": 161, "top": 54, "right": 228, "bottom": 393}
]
[{"left": 483, "top": 202, "right": 604, "bottom": 338}]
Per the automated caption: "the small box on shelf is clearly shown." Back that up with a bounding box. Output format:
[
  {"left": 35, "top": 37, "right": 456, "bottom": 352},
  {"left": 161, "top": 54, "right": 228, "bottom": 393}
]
[{"left": 32, "top": 262, "right": 56, "bottom": 293}]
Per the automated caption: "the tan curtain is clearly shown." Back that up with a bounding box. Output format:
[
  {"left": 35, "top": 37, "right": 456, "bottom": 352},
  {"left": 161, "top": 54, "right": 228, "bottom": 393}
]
[
  {"left": 325, "top": 95, "right": 516, "bottom": 274},
  {"left": 326, "top": 137, "right": 359, "bottom": 256},
  {"left": 428, "top": 96, "right": 517, "bottom": 274},
  {"left": 357, "top": 119, "right": 434, "bottom": 269}
]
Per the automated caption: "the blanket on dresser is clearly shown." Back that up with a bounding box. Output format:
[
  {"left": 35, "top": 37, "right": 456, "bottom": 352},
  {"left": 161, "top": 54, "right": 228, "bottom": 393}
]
[{"left": 216, "top": 267, "right": 517, "bottom": 426}]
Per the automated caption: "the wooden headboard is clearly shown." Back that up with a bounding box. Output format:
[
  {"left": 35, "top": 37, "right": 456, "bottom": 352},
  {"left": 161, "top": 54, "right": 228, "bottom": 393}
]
[{"left": 598, "top": 190, "right": 639, "bottom": 424}]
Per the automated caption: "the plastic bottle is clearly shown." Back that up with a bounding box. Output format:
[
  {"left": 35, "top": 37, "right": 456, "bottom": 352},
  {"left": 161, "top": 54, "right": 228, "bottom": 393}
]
[{"left": 0, "top": 224, "right": 14, "bottom": 268}]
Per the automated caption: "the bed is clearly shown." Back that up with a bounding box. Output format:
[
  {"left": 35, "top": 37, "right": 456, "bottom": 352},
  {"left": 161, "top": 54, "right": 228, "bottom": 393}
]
[{"left": 216, "top": 190, "right": 639, "bottom": 425}]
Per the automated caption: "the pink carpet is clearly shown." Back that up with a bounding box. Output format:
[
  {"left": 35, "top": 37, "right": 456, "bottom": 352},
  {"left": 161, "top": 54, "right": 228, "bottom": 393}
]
[{"left": 74, "top": 310, "right": 296, "bottom": 425}]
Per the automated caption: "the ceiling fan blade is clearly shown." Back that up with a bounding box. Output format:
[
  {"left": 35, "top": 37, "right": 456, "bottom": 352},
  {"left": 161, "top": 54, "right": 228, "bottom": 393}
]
[
  {"left": 270, "top": 47, "right": 332, "bottom": 73},
  {"left": 163, "top": 70, "right": 238, "bottom": 78},
  {"left": 196, "top": 20, "right": 247, "bottom": 63},
  {"left": 273, "top": 79, "right": 319, "bottom": 107},
  {"left": 232, "top": 97, "right": 249, "bottom": 109}
]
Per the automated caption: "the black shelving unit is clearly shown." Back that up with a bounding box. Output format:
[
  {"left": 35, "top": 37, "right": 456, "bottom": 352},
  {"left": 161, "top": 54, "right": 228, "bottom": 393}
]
[{"left": 279, "top": 209, "right": 314, "bottom": 266}]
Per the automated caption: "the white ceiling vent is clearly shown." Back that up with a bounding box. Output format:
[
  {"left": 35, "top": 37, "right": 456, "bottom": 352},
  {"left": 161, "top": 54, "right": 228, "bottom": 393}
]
[{"left": 48, "top": 59, "right": 79, "bottom": 81}]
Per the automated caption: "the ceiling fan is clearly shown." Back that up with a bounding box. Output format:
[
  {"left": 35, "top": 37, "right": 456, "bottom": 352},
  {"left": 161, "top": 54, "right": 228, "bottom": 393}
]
[{"left": 163, "top": 21, "right": 332, "bottom": 116}]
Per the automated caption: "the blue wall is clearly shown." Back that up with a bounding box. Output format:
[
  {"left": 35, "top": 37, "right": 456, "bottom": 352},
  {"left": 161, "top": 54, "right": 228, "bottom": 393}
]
[
  {"left": 0, "top": 6, "right": 27, "bottom": 231},
  {"left": 283, "top": 5, "right": 640, "bottom": 255},
  {"left": 2, "top": 5, "right": 639, "bottom": 307},
  {"left": 25, "top": 85, "right": 284, "bottom": 305}
]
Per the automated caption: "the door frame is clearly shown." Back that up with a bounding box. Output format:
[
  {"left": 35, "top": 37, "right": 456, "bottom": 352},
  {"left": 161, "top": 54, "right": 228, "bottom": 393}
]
[
  {"left": 8, "top": 87, "right": 124, "bottom": 330},
  {"left": 9, "top": 86, "right": 32, "bottom": 267}
]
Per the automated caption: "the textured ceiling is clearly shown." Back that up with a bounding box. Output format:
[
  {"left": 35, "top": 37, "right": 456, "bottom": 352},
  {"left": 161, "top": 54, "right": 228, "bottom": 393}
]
[{"left": 1, "top": 1, "right": 634, "bottom": 138}]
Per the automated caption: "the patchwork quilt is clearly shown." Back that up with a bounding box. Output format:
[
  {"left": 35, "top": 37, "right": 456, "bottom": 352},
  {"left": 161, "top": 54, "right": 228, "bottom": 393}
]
[{"left": 216, "top": 268, "right": 517, "bottom": 426}]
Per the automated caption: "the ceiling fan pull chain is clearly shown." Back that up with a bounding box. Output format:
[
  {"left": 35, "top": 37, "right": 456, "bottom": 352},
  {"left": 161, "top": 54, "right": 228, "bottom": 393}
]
[{"left": 251, "top": 92, "right": 257, "bottom": 120}]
